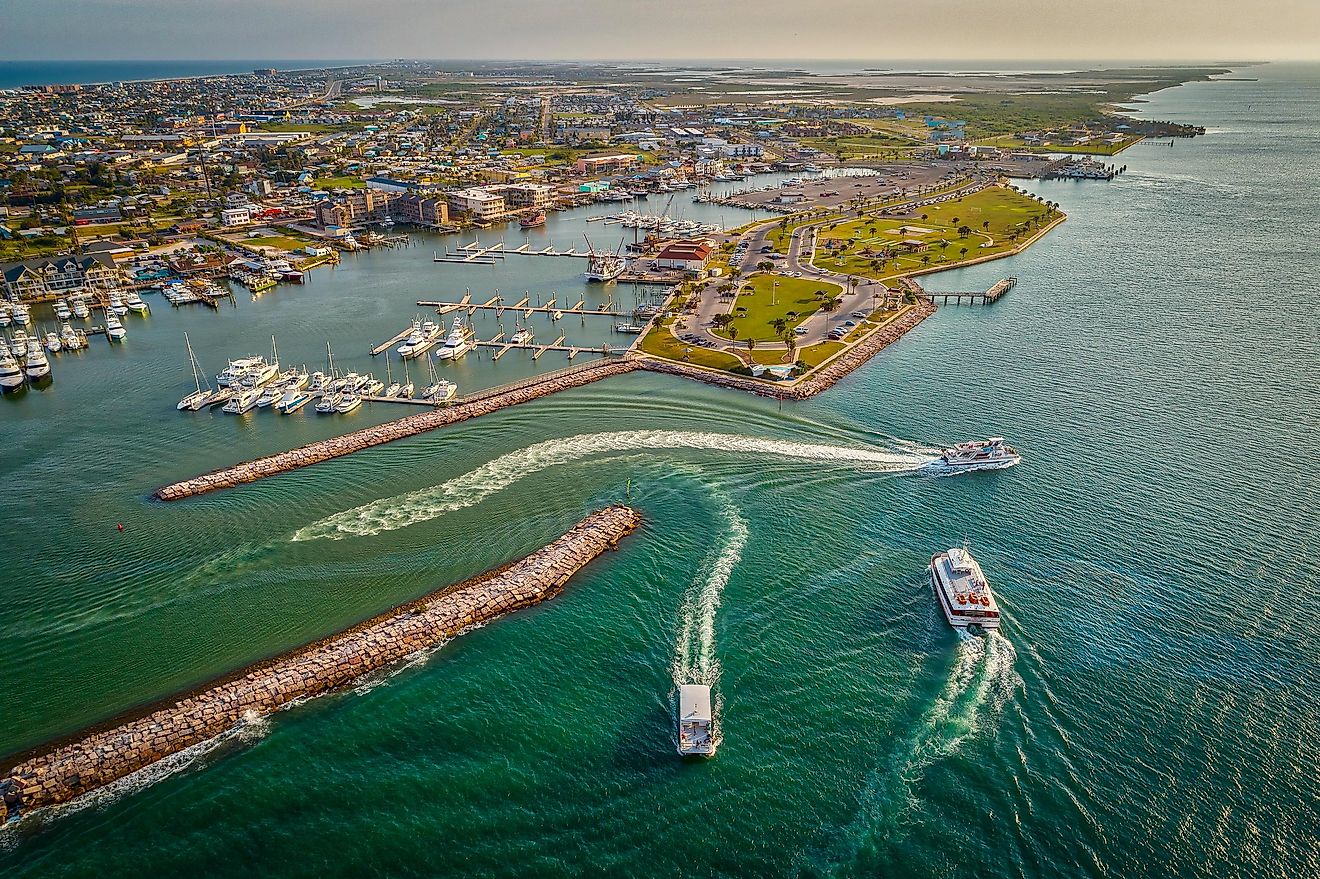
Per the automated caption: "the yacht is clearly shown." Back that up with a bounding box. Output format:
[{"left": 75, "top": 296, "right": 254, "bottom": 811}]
[
  {"left": 422, "top": 359, "right": 456, "bottom": 402},
  {"left": 43, "top": 331, "right": 62, "bottom": 352},
  {"left": 217, "top": 356, "right": 265, "bottom": 387},
  {"left": 59, "top": 322, "right": 82, "bottom": 350},
  {"left": 398, "top": 320, "right": 442, "bottom": 358},
  {"left": 677, "top": 685, "right": 716, "bottom": 757},
  {"left": 124, "top": 291, "right": 150, "bottom": 314},
  {"left": 929, "top": 545, "right": 1001, "bottom": 630},
  {"left": 70, "top": 296, "right": 90, "bottom": 319},
  {"left": 277, "top": 387, "right": 313, "bottom": 414},
  {"left": 335, "top": 393, "right": 363, "bottom": 414},
  {"left": 362, "top": 376, "right": 385, "bottom": 396},
  {"left": 54, "top": 299, "right": 71, "bottom": 320},
  {"left": 0, "top": 348, "right": 24, "bottom": 390},
  {"left": 12, "top": 303, "right": 30, "bottom": 326},
  {"left": 107, "top": 293, "right": 128, "bottom": 315},
  {"left": 177, "top": 332, "right": 215, "bottom": 411},
  {"left": 0, "top": 305, "right": 10, "bottom": 327},
  {"left": 397, "top": 361, "right": 414, "bottom": 399},
  {"left": 24, "top": 340, "right": 51, "bottom": 380},
  {"left": 307, "top": 371, "right": 328, "bottom": 392},
  {"left": 104, "top": 311, "right": 127, "bottom": 341},
  {"left": 433, "top": 318, "right": 475, "bottom": 361},
  {"left": 383, "top": 357, "right": 401, "bottom": 397},
  {"left": 256, "top": 383, "right": 286, "bottom": 408},
  {"left": 510, "top": 326, "right": 534, "bottom": 346},
  {"left": 938, "top": 437, "right": 1020, "bottom": 471},
  {"left": 315, "top": 392, "right": 342, "bottom": 414},
  {"left": 222, "top": 385, "right": 263, "bottom": 414},
  {"left": 394, "top": 320, "right": 425, "bottom": 357}
]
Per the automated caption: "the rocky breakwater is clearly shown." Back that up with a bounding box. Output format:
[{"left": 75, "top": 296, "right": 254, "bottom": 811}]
[
  {"left": 0, "top": 505, "right": 642, "bottom": 817},
  {"left": 639, "top": 300, "right": 936, "bottom": 400},
  {"left": 155, "top": 357, "right": 642, "bottom": 501}
]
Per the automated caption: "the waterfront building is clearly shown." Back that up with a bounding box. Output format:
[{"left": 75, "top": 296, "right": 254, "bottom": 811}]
[
  {"left": 392, "top": 193, "right": 450, "bottom": 227},
  {"left": 574, "top": 154, "right": 641, "bottom": 175},
  {"left": 653, "top": 240, "right": 713, "bottom": 274},
  {"left": 447, "top": 187, "right": 507, "bottom": 221},
  {"left": 1, "top": 252, "right": 123, "bottom": 301}
]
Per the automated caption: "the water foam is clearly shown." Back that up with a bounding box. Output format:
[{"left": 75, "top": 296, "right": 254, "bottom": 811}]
[
  {"left": 825, "top": 628, "right": 1020, "bottom": 873},
  {"left": 293, "top": 430, "right": 933, "bottom": 542}
]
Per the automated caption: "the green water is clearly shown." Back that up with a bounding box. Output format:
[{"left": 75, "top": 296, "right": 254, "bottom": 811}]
[{"left": 3, "top": 66, "right": 1318, "bottom": 878}]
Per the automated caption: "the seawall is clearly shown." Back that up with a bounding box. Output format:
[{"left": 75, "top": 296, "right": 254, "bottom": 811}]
[{"left": 0, "top": 505, "right": 642, "bottom": 815}]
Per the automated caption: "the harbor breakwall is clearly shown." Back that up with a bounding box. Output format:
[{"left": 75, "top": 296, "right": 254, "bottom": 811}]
[{"left": 1, "top": 505, "right": 642, "bottom": 815}]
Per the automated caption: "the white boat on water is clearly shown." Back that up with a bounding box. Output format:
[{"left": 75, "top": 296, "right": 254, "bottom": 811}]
[
  {"left": 277, "top": 387, "right": 313, "bottom": 413},
  {"left": 256, "top": 383, "right": 285, "bottom": 408},
  {"left": 398, "top": 360, "right": 414, "bottom": 399},
  {"left": 177, "top": 332, "right": 215, "bottom": 411},
  {"left": 217, "top": 356, "right": 265, "bottom": 387},
  {"left": 0, "top": 305, "right": 10, "bottom": 327},
  {"left": 938, "top": 437, "right": 1020, "bottom": 472},
  {"left": 107, "top": 293, "right": 127, "bottom": 315},
  {"left": 362, "top": 377, "right": 385, "bottom": 396},
  {"left": 929, "top": 545, "right": 1002, "bottom": 630},
  {"left": 677, "top": 685, "right": 716, "bottom": 757},
  {"left": 12, "top": 303, "right": 30, "bottom": 326},
  {"left": 43, "top": 331, "right": 61, "bottom": 352},
  {"left": 335, "top": 393, "right": 362, "bottom": 414},
  {"left": 433, "top": 318, "right": 475, "bottom": 361},
  {"left": 422, "top": 358, "right": 456, "bottom": 402},
  {"left": 315, "top": 392, "right": 341, "bottom": 414},
  {"left": 54, "top": 299, "right": 71, "bottom": 320},
  {"left": 0, "top": 348, "right": 24, "bottom": 390},
  {"left": 124, "top": 291, "right": 150, "bottom": 314},
  {"left": 70, "top": 296, "right": 90, "bottom": 319},
  {"left": 104, "top": 311, "right": 127, "bottom": 341},
  {"left": 222, "top": 385, "right": 262, "bottom": 414},
  {"left": 60, "top": 322, "right": 82, "bottom": 350},
  {"left": 24, "top": 340, "right": 50, "bottom": 380},
  {"left": 510, "top": 326, "right": 533, "bottom": 346}
]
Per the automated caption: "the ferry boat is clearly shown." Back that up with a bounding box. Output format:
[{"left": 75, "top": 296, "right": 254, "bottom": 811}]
[
  {"left": 939, "top": 437, "right": 1020, "bottom": 472},
  {"left": 929, "top": 545, "right": 1001, "bottom": 630},
  {"left": 433, "top": 318, "right": 475, "bottom": 361},
  {"left": 677, "top": 685, "right": 716, "bottom": 757},
  {"left": 519, "top": 211, "right": 547, "bottom": 228}
]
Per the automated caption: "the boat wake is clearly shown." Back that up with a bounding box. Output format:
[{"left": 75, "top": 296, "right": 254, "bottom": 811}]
[
  {"left": 670, "top": 491, "right": 747, "bottom": 751},
  {"left": 292, "top": 430, "right": 933, "bottom": 542},
  {"left": 823, "top": 629, "right": 1019, "bottom": 874}
]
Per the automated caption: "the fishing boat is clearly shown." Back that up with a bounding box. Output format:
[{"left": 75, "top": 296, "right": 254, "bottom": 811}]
[
  {"left": 12, "top": 303, "right": 31, "bottom": 326},
  {"left": 124, "top": 291, "right": 150, "bottom": 314},
  {"left": 222, "top": 384, "right": 262, "bottom": 414},
  {"left": 216, "top": 356, "right": 264, "bottom": 387},
  {"left": 315, "top": 392, "right": 342, "bottom": 414},
  {"left": 23, "top": 340, "right": 51, "bottom": 380},
  {"left": 0, "top": 347, "right": 24, "bottom": 390},
  {"left": 43, "top": 331, "right": 62, "bottom": 352},
  {"left": 362, "top": 376, "right": 385, "bottom": 396},
  {"left": 238, "top": 337, "right": 281, "bottom": 388},
  {"left": 307, "top": 370, "right": 328, "bottom": 392},
  {"left": 277, "top": 387, "right": 313, "bottom": 414},
  {"left": 433, "top": 318, "right": 475, "bottom": 361},
  {"left": 177, "top": 332, "right": 215, "bottom": 411},
  {"left": 677, "top": 685, "right": 716, "bottom": 757},
  {"left": 256, "top": 383, "right": 285, "bottom": 408},
  {"left": 395, "top": 320, "right": 425, "bottom": 358},
  {"left": 398, "top": 320, "right": 442, "bottom": 358},
  {"left": 929, "top": 545, "right": 1001, "bottom": 630},
  {"left": 938, "top": 437, "right": 1020, "bottom": 472},
  {"left": 59, "top": 322, "right": 82, "bottom": 350},
  {"left": 104, "top": 311, "right": 127, "bottom": 341},
  {"left": 54, "top": 299, "right": 71, "bottom": 320},
  {"left": 583, "top": 235, "right": 627, "bottom": 282}
]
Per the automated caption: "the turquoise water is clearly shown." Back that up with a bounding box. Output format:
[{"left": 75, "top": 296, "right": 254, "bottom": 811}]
[{"left": 3, "top": 64, "right": 1318, "bottom": 877}]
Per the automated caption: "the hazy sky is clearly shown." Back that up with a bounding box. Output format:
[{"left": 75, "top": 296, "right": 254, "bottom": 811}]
[{"left": 3, "top": 0, "right": 1317, "bottom": 62}]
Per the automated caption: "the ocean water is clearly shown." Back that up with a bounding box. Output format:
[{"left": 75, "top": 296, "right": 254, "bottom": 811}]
[
  {"left": 2, "top": 64, "right": 1318, "bottom": 878},
  {"left": 0, "top": 60, "right": 370, "bottom": 90}
]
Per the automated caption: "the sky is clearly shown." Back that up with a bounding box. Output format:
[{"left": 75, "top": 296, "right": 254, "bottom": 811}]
[{"left": 2, "top": 0, "right": 1317, "bottom": 62}]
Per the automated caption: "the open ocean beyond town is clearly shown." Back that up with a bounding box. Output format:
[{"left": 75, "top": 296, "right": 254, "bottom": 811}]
[{"left": 1, "top": 63, "right": 1317, "bottom": 878}]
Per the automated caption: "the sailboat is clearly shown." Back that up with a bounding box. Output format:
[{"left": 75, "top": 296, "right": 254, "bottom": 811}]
[
  {"left": 177, "top": 332, "right": 215, "bottom": 410},
  {"left": 383, "top": 356, "right": 401, "bottom": 398},
  {"left": 423, "top": 358, "right": 456, "bottom": 402},
  {"left": 399, "top": 359, "right": 414, "bottom": 399}
]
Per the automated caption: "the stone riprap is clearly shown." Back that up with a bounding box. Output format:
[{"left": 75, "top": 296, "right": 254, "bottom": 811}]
[{"left": 1, "top": 505, "right": 642, "bottom": 815}]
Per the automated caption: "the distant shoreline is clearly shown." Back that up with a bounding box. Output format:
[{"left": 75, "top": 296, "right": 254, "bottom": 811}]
[{"left": 0, "top": 60, "right": 379, "bottom": 91}]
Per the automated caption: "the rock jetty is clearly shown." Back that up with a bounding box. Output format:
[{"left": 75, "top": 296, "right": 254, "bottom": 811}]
[{"left": 0, "top": 505, "right": 642, "bottom": 816}]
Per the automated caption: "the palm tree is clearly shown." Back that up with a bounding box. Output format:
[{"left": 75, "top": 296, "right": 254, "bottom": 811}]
[
  {"left": 771, "top": 317, "right": 788, "bottom": 336},
  {"left": 781, "top": 327, "right": 798, "bottom": 363},
  {"left": 920, "top": 254, "right": 931, "bottom": 267},
  {"left": 728, "top": 324, "right": 739, "bottom": 346},
  {"left": 982, "top": 220, "right": 990, "bottom": 230},
  {"left": 959, "top": 246, "right": 969, "bottom": 259},
  {"left": 746, "top": 338, "right": 757, "bottom": 362}
]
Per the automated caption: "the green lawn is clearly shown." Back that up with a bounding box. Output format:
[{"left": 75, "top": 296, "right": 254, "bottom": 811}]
[
  {"left": 312, "top": 176, "right": 365, "bottom": 190},
  {"left": 241, "top": 234, "right": 312, "bottom": 252},
  {"left": 639, "top": 319, "right": 744, "bottom": 371},
  {"left": 975, "top": 134, "right": 1141, "bottom": 156},
  {"left": 714, "top": 273, "right": 843, "bottom": 342},
  {"left": 811, "top": 185, "right": 1061, "bottom": 281}
]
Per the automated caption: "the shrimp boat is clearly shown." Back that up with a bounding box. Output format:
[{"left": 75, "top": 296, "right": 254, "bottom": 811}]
[
  {"left": 677, "top": 685, "right": 716, "bottom": 757},
  {"left": 938, "top": 437, "right": 1020, "bottom": 472},
  {"left": 519, "top": 210, "right": 547, "bottom": 228},
  {"left": 583, "top": 236, "right": 627, "bottom": 283},
  {"left": 929, "top": 545, "right": 1001, "bottom": 630},
  {"left": 177, "top": 333, "right": 215, "bottom": 410}
]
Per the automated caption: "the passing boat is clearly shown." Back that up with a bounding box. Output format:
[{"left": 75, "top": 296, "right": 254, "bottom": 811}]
[
  {"left": 938, "top": 437, "right": 1020, "bottom": 472},
  {"left": 929, "top": 545, "right": 1001, "bottom": 630},
  {"left": 177, "top": 332, "right": 216, "bottom": 411},
  {"left": 677, "top": 685, "right": 716, "bottom": 757},
  {"left": 104, "top": 311, "right": 127, "bottom": 341}
]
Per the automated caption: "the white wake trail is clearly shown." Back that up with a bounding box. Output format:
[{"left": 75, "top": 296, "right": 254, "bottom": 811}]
[
  {"left": 673, "top": 493, "right": 748, "bottom": 689},
  {"left": 293, "top": 430, "right": 933, "bottom": 542}
]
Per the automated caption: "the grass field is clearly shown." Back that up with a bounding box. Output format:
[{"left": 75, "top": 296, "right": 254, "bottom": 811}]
[
  {"left": 312, "top": 176, "right": 365, "bottom": 190},
  {"left": 974, "top": 134, "right": 1142, "bottom": 156},
  {"left": 241, "top": 234, "right": 312, "bottom": 252},
  {"left": 811, "top": 185, "right": 1061, "bottom": 280},
  {"left": 639, "top": 319, "right": 744, "bottom": 371},
  {"left": 714, "top": 273, "right": 843, "bottom": 342}
]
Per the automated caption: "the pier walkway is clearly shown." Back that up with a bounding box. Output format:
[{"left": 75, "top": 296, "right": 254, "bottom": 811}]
[{"left": 0, "top": 507, "right": 641, "bottom": 815}]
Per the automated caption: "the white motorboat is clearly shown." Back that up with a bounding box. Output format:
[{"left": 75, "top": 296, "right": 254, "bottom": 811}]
[
  {"left": 54, "top": 299, "right": 71, "bottom": 320},
  {"left": 938, "top": 437, "right": 1020, "bottom": 472},
  {"left": 124, "top": 291, "right": 150, "bottom": 314},
  {"left": 177, "top": 332, "right": 216, "bottom": 411},
  {"left": 0, "top": 305, "right": 10, "bottom": 327},
  {"left": 217, "top": 356, "right": 265, "bottom": 387},
  {"left": 12, "top": 303, "right": 30, "bottom": 326},
  {"left": 307, "top": 370, "right": 328, "bottom": 392},
  {"left": 335, "top": 393, "right": 362, "bottom": 414},
  {"left": 43, "top": 331, "right": 62, "bottom": 352},
  {"left": 315, "top": 392, "right": 341, "bottom": 414},
  {"left": 107, "top": 293, "right": 127, "bottom": 315},
  {"left": 23, "top": 340, "right": 51, "bottom": 380},
  {"left": 0, "top": 348, "right": 24, "bottom": 390},
  {"left": 70, "top": 296, "right": 90, "bottom": 319},
  {"left": 222, "top": 385, "right": 262, "bottom": 414},
  {"left": 510, "top": 326, "right": 534, "bottom": 346},
  {"left": 395, "top": 320, "right": 425, "bottom": 357},
  {"left": 677, "top": 684, "right": 716, "bottom": 757},
  {"left": 104, "top": 311, "right": 127, "bottom": 341},
  {"left": 433, "top": 318, "right": 475, "bottom": 361},
  {"left": 422, "top": 358, "right": 456, "bottom": 402},
  {"left": 929, "top": 545, "right": 1002, "bottom": 630},
  {"left": 256, "top": 383, "right": 285, "bottom": 407},
  {"left": 59, "top": 322, "right": 82, "bottom": 350},
  {"left": 398, "top": 360, "right": 414, "bottom": 398},
  {"left": 362, "top": 377, "right": 385, "bottom": 396},
  {"left": 277, "top": 388, "right": 313, "bottom": 413}
]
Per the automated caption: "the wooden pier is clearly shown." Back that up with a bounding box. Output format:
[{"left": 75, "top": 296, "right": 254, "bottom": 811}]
[
  {"left": 369, "top": 325, "right": 415, "bottom": 356},
  {"left": 417, "top": 297, "right": 628, "bottom": 318},
  {"left": 916, "top": 277, "right": 1017, "bottom": 305}
]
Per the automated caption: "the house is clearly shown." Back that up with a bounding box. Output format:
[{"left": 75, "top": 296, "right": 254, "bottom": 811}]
[
  {"left": 1, "top": 252, "right": 123, "bottom": 301},
  {"left": 220, "top": 207, "right": 251, "bottom": 227},
  {"left": 653, "top": 240, "right": 713, "bottom": 273}
]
